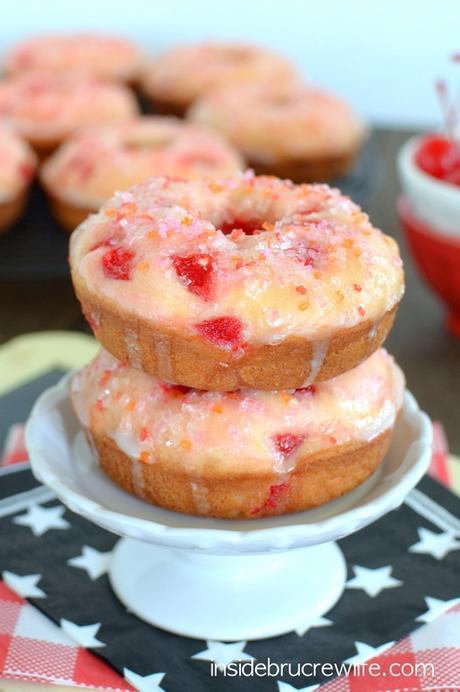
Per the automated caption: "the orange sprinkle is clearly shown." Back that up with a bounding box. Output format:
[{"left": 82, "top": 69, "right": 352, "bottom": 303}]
[
  {"left": 262, "top": 221, "right": 273, "bottom": 232},
  {"left": 314, "top": 271, "right": 323, "bottom": 280},
  {"left": 209, "top": 182, "right": 224, "bottom": 193},
  {"left": 98, "top": 369, "right": 111, "bottom": 387},
  {"left": 139, "top": 427, "right": 149, "bottom": 442},
  {"left": 354, "top": 248, "right": 362, "bottom": 257},
  {"left": 180, "top": 439, "right": 192, "bottom": 451},
  {"left": 281, "top": 393, "right": 292, "bottom": 405},
  {"left": 343, "top": 238, "right": 354, "bottom": 248},
  {"left": 139, "top": 451, "right": 150, "bottom": 463},
  {"left": 296, "top": 285, "right": 307, "bottom": 295},
  {"left": 299, "top": 301, "right": 310, "bottom": 311},
  {"left": 258, "top": 252, "right": 266, "bottom": 261},
  {"left": 212, "top": 403, "right": 223, "bottom": 414},
  {"left": 182, "top": 216, "right": 193, "bottom": 226},
  {"left": 127, "top": 400, "right": 137, "bottom": 412},
  {"left": 137, "top": 261, "right": 149, "bottom": 271},
  {"left": 329, "top": 436, "right": 338, "bottom": 445},
  {"left": 119, "top": 202, "right": 137, "bottom": 216},
  {"left": 234, "top": 259, "right": 244, "bottom": 270},
  {"left": 105, "top": 207, "right": 117, "bottom": 218},
  {"left": 147, "top": 230, "right": 157, "bottom": 240},
  {"left": 229, "top": 228, "right": 244, "bottom": 241},
  {"left": 358, "top": 306, "right": 366, "bottom": 316}
]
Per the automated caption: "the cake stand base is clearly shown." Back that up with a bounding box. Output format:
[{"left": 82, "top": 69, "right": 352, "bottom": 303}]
[{"left": 109, "top": 537, "right": 347, "bottom": 641}]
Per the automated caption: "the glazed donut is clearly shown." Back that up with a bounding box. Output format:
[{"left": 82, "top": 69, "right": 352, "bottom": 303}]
[
  {"left": 40, "top": 117, "right": 244, "bottom": 231},
  {"left": 5, "top": 34, "right": 143, "bottom": 84},
  {"left": 141, "top": 42, "right": 299, "bottom": 117},
  {"left": 0, "top": 126, "right": 36, "bottom": 234},
  {"left": 70, "top": 173, "right": 404, "bottom": 391},
  {"left": 0, "top": 73, "right": 139, "bottom": 156},
  {"left": 189, "top": 83, "right": 365, "bottom": 182},
  {"left": 70, "top": 347, "right": 405, "bottom": 519}
]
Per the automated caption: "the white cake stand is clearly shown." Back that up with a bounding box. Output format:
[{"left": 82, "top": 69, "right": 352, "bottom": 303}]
[{"left": 25, "top": 374, "right": 432, "bottom": 641}]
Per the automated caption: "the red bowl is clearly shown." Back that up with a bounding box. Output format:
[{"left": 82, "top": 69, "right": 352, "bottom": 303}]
[{"left": 398, "top": 195, "right": 460, "bottom": 339}]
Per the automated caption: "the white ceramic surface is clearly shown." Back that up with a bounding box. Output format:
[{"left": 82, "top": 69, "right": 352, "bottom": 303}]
[
  {"left": 25, "top": 373, "right": 432, "bottom": 640},
  {"left": 398, "top": 135, "right": 460, "bottom": 238}
]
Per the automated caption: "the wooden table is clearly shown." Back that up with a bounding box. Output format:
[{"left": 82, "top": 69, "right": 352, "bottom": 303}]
[{"left": 0, "top": 129, "right": 459, "bottom": 451}]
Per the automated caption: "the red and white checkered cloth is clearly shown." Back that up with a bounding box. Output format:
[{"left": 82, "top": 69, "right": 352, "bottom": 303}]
[
  {"left": 0, "top": 581, "right": 131, "bottom": 689},
  {"left": 1, "top": 422, "right": 458, "bottom": 691}
]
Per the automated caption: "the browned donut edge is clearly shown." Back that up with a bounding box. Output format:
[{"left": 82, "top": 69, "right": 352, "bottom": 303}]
[
  {"left": 72, "top": 271, "right": 399, "bottom": 390},
  {"left": 0, "top": 190, "right": 28, "bottom": 235},
  {"left": 43, "top": 189, "right": 94, "bottom": 233},
  {"left": 90, "top": 427, "right": 393, "bottom": 519},
  {"left": 249, "top": 149, "right": 360, "bottom": 183}
]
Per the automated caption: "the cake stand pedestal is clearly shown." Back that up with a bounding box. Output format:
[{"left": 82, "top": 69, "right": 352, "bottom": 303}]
[{"left": 25, "top": 376, "right": 432, "bottom": 641}]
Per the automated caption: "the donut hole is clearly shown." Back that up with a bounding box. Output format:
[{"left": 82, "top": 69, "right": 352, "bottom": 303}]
[{"left": 218, "top": 217, "right": 265, "bottom": 236}]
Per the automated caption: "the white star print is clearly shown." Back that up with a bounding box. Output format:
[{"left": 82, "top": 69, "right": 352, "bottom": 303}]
[
  {"left": 124, "top": 668, "right": 166, "bottom": 692},
  {"left": 345, "top": 640, "right": 395, "bottom": 666},
  {"left": 409, "top": 528, "right": 460, "bottom": 560},
  {"left": 67, "top": 545, "right": 113, "bottom": 579},
  {"left": 416, "top": 596, "right": 460, "bottom": 624},
  {"left": 278, "top": 683, "right": 319, "bottom": 691},
  {"left": 13, "top": 504, "right": 70, "bottom": 536},
  {"left": 60, "top": 619, "right": 105, "bottom": 648},
  {"left": 346, "top": 565, "right": 403, "bottom": 597},
  {"left": 2, "top": 571, "right": 46, "bottom": 599},
  {"left": 192, "top": 640, "right": 254, "bottom": 670},
  {"left": 295, "top": 614, "right": 333, "bottom": 636}
]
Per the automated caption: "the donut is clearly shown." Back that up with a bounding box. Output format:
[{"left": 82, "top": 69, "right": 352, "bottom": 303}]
[
  {"left": 0, "top": 126, "right": 36, "bottom": 234},
  {"left": 189, "top": 83, "right": 365, "bottom": 182},
  {"left": 141, "top": 42, "right": 299, "bottom": 117},
  {"left": 5, "top": 34, "right": 143, "bottom": 84},
  {"left": 70, "top": 347, "right": 405, "bottom": 519},
  {"left": 0, "top": 73, "right": 139, "bottom": 156},
  {"left": 40, "top": 116, "right": 244, "bottom": 231},
  {"left": 70, "top": 173, "right": 404, "bottom": 391}
]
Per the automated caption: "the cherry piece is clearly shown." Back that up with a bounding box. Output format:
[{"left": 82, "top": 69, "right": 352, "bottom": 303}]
[
  {"left": 297, "top": 385, "right": 317, "bottom": 395},
  {"left": 218, "top": 218, "right": 263, "bottom": 236},
  {"left": 160, "top": 382, "right": 192, "bottom": 396},
  {"left": 195, "top": 316, "right": 243, "bottom": 347},
  {"left": 250, "top": 481, "right": 289, "bottom": 515},
  {"left": 415, "top": 135, "right": 460, "bottom": 185},
  {"left": 172, "top": 253, "right": 214, "bottom": 300},
  {"left": 102, "top": 247, "right": 134, "bottom": 281},
  {"left": 273, "top": 433, "right": 305, "bottom": 459}
]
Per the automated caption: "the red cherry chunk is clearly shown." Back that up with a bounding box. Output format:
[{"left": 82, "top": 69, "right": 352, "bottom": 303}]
[
  {"left": 195, "top": 316, "right": 243, "bottom": 347},
  {"left": 273, "top": 433, "right": 305, "bottom": 459},
  {"left": 172, "top": 253, "right": 214, "bottom": 300},
  {"left": 102, "top": 247, "right": 134, "bottom": 281},
  {"left": 297, "top": 385, "right": 317, "bottom": 395},
  {"left": 415, "top": 135, "right": 460, "bottom": 185},
  {"left": 160, "top": 382, "right": 192, "bottom": 396},
  {"left": 219, "top": 217, "right": 263, "bottom": 236}
]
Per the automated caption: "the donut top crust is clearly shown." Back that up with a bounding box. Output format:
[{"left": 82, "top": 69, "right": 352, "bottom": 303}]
[
  {"left": 70, "top": 174, "right": 404, "bottom": 346},
  {"left": 70, "top": 347, "right": 405, "bottom": 475},
  {"left": 141, "top": 42, "right": 299, "bottom": 105},
  {"left": 40, "top": 117, "right": 244, "bottom": 208},
  {"left": 0, "top": 73, "right": 139, "bottom": 144},
  {"left": 0, "top": 127, "right": 36, "bottom": 201},
  {"left": 189, "top": 83, "right": 365, "bottom": 163},
  {"left": 5, "top": 34, "right": 143, "bottom": 82}
]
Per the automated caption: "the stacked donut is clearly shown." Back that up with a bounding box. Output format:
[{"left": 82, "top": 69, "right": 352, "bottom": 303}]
[{"left": 69, "top": 172, "right": 405, "bottom": 519}]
